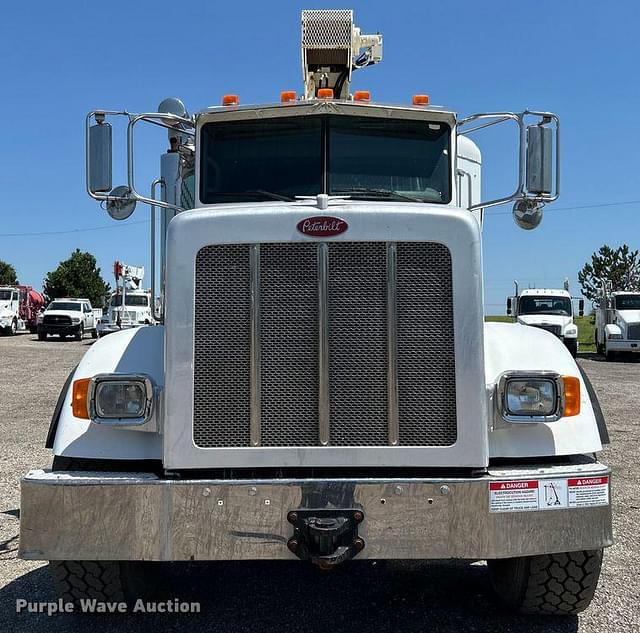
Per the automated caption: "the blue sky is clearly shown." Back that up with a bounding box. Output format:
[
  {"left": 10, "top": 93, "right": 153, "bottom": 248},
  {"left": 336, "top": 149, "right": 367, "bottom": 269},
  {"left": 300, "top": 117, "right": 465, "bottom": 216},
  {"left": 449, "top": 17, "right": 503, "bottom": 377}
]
[{"left": 1, "top": 0, "right": 638, "bottom": 313}]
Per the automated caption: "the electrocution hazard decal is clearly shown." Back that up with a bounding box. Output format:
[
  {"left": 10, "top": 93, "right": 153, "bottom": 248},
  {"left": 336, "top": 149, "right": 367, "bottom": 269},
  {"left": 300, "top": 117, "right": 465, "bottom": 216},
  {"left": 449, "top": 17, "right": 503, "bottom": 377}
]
[{"left": 489, "top": 477, "right": 609, "bottom": 513}]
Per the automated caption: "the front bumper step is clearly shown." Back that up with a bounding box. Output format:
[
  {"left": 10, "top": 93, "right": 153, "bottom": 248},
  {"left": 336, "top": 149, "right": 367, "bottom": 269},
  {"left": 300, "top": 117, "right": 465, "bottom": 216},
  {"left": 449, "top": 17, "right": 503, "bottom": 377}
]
[{"left": 19, "top": 462, "right": 612, "bottom": 562}]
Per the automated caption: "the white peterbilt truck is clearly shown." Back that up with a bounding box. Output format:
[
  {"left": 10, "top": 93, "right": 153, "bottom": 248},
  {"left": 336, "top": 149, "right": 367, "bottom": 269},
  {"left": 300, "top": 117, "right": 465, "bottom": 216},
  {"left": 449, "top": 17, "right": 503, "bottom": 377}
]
[
  {"left": 507, "top": 281, "right": 585, "bottom": 357},
  {"left": 20, "top": 10, "right": 611, "bottom": 616},
  {"left": 594, "top": 284, "right": 640, "bottom": 360}
]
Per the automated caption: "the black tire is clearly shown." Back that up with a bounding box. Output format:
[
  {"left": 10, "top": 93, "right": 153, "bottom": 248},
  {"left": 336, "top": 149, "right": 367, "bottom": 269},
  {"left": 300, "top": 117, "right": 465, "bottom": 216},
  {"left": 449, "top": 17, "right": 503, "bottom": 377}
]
[
  {"left": 595, "top": 333, "right": 605, "bottom": 356},
  {"left": 37, "top": 332, "right": 46, "bottom": 341},
  {"left": 565, "top": 339, "right": 578, "bottom": 358},
  {"left": 75, "top": 324, "right": 84, "bottom": 341},
  {"left": 91, "top": 328, "right": 98, "bottom": 339},
  {"left": 59, "top": 334, "right": 66, "bottom": 340},
  {"left": 605, "top": 348, "right": 616, "bottom": 362},
  {"left": 10, "top": 319, "right": 17, "bottom": 336},
  {"left": 49, "top": 560, "right": 160, "bottom": 607},
  {"left": 488, "top": 549, "right": 603, "bottom": 615}
]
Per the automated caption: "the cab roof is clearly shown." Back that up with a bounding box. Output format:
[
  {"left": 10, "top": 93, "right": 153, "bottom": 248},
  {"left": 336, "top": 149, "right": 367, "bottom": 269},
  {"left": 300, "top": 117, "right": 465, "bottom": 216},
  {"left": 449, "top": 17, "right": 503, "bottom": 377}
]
[{"left": 520, "top": 288, "right": 571, "bottom": 298}]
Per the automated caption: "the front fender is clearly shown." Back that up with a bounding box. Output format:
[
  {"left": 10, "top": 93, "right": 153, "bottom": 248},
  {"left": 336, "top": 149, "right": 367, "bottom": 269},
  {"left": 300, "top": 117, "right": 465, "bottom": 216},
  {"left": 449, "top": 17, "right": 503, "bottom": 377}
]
[
  {"left": 605, "top": 323, "right": 622, "bottom": 338},
  {"left": 485, "top": 323, "right": 602, "bottom": 458},
  {"left": 52, "top": 326, "right": 164, "bottom": 460}
]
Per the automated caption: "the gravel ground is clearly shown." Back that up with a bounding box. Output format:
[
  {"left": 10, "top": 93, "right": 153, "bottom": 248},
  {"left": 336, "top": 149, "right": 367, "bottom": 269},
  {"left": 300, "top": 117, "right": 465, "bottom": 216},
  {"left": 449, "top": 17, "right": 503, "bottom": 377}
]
[{"left": 0, "top": 334, "right": 638, "bottom": 632}]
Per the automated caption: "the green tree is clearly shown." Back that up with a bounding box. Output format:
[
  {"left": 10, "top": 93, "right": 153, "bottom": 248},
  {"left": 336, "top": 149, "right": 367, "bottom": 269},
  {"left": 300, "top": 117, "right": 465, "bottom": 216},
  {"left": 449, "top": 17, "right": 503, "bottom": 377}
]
[
  {"left": 578, "top": 244, "right": 640, "bottom": 301},
  {"left": 43, "top": 249, "right": 110, "bottom": 307},
  {"left": 0, "top": 260, "right": 18, "bottom": 285}
]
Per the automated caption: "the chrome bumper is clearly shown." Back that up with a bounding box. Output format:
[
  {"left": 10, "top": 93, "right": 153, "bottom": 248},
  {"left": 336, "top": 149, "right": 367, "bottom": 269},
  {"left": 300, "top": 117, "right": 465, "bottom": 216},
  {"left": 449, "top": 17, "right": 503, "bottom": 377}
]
[
  {"left": 19, "top": 462, "right": 612, "bottom": 562},
  {"left": 607, "top": 341, "right": 640, "bottom": 352}
]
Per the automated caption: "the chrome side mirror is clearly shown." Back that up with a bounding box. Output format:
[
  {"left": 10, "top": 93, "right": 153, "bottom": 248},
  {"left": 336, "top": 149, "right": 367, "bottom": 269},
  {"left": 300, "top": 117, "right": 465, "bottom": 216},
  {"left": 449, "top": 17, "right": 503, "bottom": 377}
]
[
  {"left": 513, "top": 199, "right": 543, "bottom": 230},
  {"left": 526, "top": 124, "right": 552, "bottom": 195},
  {"left": 88, "top": 114, "right": 112, "bottom": 194}
]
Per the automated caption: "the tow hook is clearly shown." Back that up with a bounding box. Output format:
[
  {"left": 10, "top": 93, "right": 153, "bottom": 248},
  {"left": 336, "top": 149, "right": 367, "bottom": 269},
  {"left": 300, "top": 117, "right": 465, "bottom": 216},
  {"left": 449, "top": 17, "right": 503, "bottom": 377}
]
[{"left": 286, "top": 509, "right": 365, "bottom": 569}]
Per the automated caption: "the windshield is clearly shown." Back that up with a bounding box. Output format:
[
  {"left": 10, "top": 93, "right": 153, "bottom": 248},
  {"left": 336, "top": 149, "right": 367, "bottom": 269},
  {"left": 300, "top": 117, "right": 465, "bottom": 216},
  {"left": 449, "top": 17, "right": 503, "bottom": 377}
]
[
  {"left": 48, "top": 302, "right": 82, "bottom": 312},
  {"left": 519, "top": 296, "right": 572, "bottom": 316},
  {"left": 0, "top": 290, "right": 12, "bottom": 300},
  {"left": 110, "top": 295, "right": 149, "bottom": 307},
  {"left": 615, "top": 295, "right": 640, "bottom": 310},
  {"left": 200, "top": 115, "right": 451, "bottom": 204}
]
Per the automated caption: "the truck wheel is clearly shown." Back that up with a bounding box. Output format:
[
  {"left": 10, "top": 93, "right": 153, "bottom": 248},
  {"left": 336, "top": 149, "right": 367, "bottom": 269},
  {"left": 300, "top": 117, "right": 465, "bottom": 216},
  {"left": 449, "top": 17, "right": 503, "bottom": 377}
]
[
  {"left": 9, "top": 319, "right": 17, "bottom": 336},
  {"left": 91, "top": 328, "right": 98, "bottom": 339},
  {"left": 595, "top": 333, "right": 604, "bottom": 356},
  {"left": 565, "top": 339, "right": 578, "bottom": 358},
  {"left": 37, "top": 332, "right": 46, "bottom": 341},
  {"left": 49, "top": 560, "right": 159, "bottom": 607},
  {"left": 605, "top": 348, "right": 616, "bottom": 362},
  {"left": 488, "top": 549, "right": 603, "bottom": 615},
  {"left": 75, "top": 325, "right": 84, "bottom": 341}
]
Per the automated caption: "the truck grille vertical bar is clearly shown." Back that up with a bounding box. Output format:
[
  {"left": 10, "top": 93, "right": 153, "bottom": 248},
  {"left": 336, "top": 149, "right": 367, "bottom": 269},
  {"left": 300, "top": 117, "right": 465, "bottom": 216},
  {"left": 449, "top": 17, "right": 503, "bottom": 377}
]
[
  {"left": 386, "top": 243, "right": 399, "bottom": 446},
  {"left": 318, "top": 243, "right": 330, "bottom": 446},
  {"left": 249, "top": 244, "right": 261, "bottom": 447}
]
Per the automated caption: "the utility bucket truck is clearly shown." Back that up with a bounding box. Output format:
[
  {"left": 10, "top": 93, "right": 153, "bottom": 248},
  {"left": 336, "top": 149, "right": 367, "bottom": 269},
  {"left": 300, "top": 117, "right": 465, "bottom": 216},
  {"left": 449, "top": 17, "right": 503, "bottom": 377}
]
[
  {"left": 20, "top": 10, "right": 611, "bottom": 616},
  {"left": 96, "top": 261, "right": 154, "bottom": 336},
  {"left": 594, "top": 284, "right": 640, "bottom": 360},
  {"left": 507, "top": 280, "right": 585, "bottom": 357}
]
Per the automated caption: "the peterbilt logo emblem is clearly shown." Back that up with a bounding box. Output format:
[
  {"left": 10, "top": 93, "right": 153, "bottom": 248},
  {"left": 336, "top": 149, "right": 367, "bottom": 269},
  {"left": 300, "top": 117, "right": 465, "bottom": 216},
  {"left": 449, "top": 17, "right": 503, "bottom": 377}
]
[{"left": 296, "top": 216, "right": 348, "bottom": 237}]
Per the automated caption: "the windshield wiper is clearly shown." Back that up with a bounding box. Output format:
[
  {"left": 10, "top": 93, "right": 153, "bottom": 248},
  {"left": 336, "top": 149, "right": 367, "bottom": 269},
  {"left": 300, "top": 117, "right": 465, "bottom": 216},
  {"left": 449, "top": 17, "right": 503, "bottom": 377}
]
[
  {"left": 332, "top": 188, "right": 425, "bottom": 203},
  {"left": 209, "top": 190, "right": 295, "bottom": 202}
]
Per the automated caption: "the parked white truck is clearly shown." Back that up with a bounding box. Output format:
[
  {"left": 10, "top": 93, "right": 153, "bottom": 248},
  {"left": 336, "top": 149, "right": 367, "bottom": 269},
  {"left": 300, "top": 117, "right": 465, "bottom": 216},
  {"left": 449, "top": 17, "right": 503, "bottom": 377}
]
[
  {"left": 594, "top": 285, "right": 640, "bottom": 360},
  {"left": 97, "top": 262, "right": 154, "bottom": 336},
  {"left": 37, "top": 298, "right": 98, "bottom": 340},
  {"left": 507, "top": 281, "right": 584, "bottom": 357},
  {"left": 19, "top": 11, "right": 611, "bottom": 616}
]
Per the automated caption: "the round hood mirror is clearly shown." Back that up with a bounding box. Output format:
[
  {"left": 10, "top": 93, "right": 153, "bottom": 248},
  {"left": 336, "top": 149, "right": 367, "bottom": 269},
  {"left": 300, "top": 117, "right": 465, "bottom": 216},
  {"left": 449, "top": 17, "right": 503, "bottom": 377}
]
[{"left": 513, "top": 199, "right": 544, "bottom": 230}]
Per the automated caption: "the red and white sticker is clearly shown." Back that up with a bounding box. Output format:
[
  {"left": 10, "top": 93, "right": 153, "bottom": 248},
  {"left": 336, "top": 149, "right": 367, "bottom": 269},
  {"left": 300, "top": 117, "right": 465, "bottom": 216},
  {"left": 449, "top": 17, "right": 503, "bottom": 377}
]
[
  {"left": 489, "top": 477, "right": 609, "bottom": 513},
  {"left": 568, "top": 476, "right": 609, "bottom": 508}
]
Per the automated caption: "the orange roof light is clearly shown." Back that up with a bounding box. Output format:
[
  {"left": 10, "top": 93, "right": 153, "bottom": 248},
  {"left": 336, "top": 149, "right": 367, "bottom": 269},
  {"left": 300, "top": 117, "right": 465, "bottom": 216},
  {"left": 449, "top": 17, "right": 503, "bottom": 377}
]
[
  {"left": 72, "top": 378, "right": 91, "bottom": 419},
  {"left": 353, "top": 90, "right": 371, "bottom": 102},
  {"left": 222, "top": 94, "right": 239, "bottom": 106},
  {"left": 281, "top": 91, "right": 297, "bottom": 103},
  {"left": 562, "top": 376, "right": 581, "bottom": 417},
  {"left": 412, "top": 94, "right": 430, "bottom": 106},
  {"left": 317, "top": 88, "right": 334, "bottom": 99}
]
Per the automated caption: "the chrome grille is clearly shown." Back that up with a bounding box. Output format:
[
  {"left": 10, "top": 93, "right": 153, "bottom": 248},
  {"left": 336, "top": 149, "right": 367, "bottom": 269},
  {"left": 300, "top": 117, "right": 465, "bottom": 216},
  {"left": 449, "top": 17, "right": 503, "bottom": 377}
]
[
  {"left": 193, "top": 242, "right": 457, "bottom": 448},
  {"left": 43, "top": 314, "right": 71, "bottom": 326},
  {"left": 627, "top": 324, "right": 640, "bottom": 340}
]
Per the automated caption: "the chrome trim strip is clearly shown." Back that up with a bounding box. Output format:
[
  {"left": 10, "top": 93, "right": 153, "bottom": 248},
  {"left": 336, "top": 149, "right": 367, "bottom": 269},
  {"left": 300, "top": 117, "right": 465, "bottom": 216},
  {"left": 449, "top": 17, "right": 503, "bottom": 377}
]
[
  {"left": 318, "top": 243, "right": 330, "bottom": 446},
  {"left": 386, "top": 243, "right": 399, "bottom": 446},
  {"left": 250, "top": 244, "right": 261, "bottom": 446}
]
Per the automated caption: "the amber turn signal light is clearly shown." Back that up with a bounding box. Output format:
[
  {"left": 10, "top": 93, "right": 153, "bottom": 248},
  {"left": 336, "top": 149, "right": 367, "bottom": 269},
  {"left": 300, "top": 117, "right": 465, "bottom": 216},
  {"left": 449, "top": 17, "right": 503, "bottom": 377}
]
[
  {"left": 412, "top": 94, "right": 430, "bottom": 106},
  {"left": 562, "top": 376, "right": 580, "bottom": 417},
  {"left": 72, "top": 378, "right": 91, "bottom": 419},
  {"left": 317, "top": 88, "right": 334, "bottom": 99},
  {"left": 280, "top": 91, "right": 297, "bottom": 103},
  {"left": 222, "top": 94, "right": 239, "bottom": 106},
  {"left": 353, "top": 90, "right": 371, "bottom": 102}
]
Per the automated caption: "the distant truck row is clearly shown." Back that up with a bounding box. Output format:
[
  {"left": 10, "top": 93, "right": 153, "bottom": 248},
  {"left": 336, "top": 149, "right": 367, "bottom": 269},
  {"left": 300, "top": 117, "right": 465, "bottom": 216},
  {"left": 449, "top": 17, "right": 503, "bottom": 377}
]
[{"left": 507, "top": 280, "right": 640, "bottom": 360}]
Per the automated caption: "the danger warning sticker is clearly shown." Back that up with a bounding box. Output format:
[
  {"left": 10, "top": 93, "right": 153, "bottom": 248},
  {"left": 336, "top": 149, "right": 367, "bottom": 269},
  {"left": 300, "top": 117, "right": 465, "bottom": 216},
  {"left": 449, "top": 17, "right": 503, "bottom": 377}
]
[
  {"left": 489, "top": 477, "right": 609, "bottom": 513},
  {"left": 568, "top": 476, "right": 609, "bottom": 508}
]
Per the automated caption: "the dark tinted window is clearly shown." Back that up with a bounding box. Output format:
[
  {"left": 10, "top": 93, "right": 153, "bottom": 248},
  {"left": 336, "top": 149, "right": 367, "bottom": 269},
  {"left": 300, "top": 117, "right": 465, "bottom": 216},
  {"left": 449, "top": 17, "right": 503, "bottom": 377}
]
[
  {"left": 329, "top": 117, "right": 450, "bottom": 203},
  {"left": 110, "top": 295, "right": 149, "bottom": 307},
  {"left": 519, "top": 296, "right": 572, "bottom": 316},
  {"left": 200, "top": 117, "right": 323, "bottom": 203},
  {"left": 48, "top": 302, "right": 82, "bottom": 312},
  {"left": 615, "top": 295, "right": 640, "bottom": 310}
]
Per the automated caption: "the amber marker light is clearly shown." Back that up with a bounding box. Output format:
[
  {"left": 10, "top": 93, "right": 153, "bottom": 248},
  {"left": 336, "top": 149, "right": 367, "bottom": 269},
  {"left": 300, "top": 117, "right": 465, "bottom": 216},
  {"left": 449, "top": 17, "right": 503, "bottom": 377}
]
[
  {"left": 353, "top": 90, "right": 371, "bottom": 102},
  {"left": 281, "top": 91, "right": 297, "bottom": 103},
  {"left": 222, "top": 94, "right": 239, "bottom": 106},
  {"left": 412, "top": 94, "right": 430, "bottom": 106},
  {"left": 317, "top": 88, "right": 334, "bottom": 99},
  {"left": 562, "top": 376, "right": 581, "bottom": 417},
  {"left": 72, "top": 378, "right": 91, "bottom": 419}
]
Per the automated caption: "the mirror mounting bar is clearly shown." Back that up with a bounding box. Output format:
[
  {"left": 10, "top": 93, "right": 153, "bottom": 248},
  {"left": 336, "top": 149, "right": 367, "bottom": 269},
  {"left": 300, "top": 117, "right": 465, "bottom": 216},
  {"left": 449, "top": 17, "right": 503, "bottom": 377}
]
[
  {"left": 85, "top": 110, "right": 195, "bottom": 214},
  {"left": 457, "top": 110, "right": 560, "bottom": 211}
]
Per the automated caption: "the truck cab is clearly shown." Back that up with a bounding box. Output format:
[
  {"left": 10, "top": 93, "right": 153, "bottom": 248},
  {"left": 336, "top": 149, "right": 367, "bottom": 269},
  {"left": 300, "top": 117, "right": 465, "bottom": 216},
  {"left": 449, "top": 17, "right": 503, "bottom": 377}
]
[
  {"left": 37, "top": 298, "right": 98, "bottom": 341},
  {"left": 19, "top": 10, "right": 611, "bottom": 616},
  {"left": 97, "top": 290, "right": 153, "bottom": 336},
  {"left": 507, "top": 286, "right": 584, "bottom": 357},
  {"left": 0, "top": 287, "right": 20, "bottom": 335},
  {"left": 595, "top": 290, "right": 640, "bottom": 360}
]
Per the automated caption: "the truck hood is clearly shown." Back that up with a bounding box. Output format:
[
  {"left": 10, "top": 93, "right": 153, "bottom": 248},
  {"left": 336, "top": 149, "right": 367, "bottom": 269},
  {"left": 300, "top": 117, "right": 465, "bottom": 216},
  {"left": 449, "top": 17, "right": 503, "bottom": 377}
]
[
  {"left": 517, "top": 314, "right": 571, "bottom": 327},
  {"left": 616, "top": 310, "right": 640, "bottom": 325}
]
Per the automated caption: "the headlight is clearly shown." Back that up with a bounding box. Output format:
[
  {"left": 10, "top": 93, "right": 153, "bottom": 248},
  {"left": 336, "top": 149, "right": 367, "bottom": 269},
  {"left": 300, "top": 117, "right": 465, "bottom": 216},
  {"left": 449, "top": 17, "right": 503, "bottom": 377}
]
[
  {"left": 607, "top": 332, "right": 622, "bottom": 340},
  {"left": 71, "top": 317, "right": 81, "bottom": 324},
  {"left": 564, "top": 325, "right": 577, "bottom": 337},
  {"left": 497, "top": 372, "right": 580, "bottom": 422},
  {"left": 88, "top": 374, "right": 154, "bottom": 424}
]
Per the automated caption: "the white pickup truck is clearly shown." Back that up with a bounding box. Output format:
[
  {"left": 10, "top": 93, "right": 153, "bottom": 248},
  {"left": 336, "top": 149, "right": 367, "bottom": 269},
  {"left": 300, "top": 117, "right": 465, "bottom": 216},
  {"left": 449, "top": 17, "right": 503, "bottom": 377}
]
[{"left": 37, "top": 298, "right": 98, "bottom": 341}]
